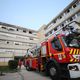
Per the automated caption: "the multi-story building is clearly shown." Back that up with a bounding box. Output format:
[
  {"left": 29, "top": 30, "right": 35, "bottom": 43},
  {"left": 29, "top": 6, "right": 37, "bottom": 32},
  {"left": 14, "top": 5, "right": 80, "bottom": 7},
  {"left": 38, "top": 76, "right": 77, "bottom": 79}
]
[
  {"left": 37, "top": 25, "right": 46, "bottom": 42},
  {"left": 0, "top": 22, "right": 39, "bottom": 66},
  {"left": 0, "top": 0, "right": 80, "bottom": 66},
  {"left": 38, "top": 0, "right": 80, "bottom": 40}
]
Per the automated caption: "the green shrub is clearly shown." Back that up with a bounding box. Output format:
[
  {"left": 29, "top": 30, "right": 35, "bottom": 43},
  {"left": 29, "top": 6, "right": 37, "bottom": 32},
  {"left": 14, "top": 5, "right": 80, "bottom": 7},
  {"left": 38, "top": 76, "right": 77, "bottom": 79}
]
[{"left": 8, "top": 60, "right": 18, "bottom": 69}]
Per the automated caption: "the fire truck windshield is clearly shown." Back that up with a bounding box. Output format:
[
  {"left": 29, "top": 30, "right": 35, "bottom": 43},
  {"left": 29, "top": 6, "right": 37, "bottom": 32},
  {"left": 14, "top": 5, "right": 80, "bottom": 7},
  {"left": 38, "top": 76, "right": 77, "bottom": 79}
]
[{"left": 62, "top": 35, "right": 80, "bottom": 48}]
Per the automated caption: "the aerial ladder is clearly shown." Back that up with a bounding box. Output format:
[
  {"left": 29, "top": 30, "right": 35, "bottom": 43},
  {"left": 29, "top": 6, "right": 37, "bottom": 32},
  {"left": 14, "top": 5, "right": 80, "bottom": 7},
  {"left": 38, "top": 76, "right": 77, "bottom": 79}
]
[{"left": 24, "top": 21, "right": 80, "bottom": 80}]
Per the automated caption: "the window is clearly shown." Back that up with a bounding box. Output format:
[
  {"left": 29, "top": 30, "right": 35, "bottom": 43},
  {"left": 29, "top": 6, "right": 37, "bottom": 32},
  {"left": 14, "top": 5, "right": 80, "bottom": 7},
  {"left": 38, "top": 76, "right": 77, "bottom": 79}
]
[
  {"left": 14, "top": 42, "right": 19, "bottom": 45},
  {"left": 23, "top": 30, "right": 26, "bottom": 33},
  {"left": 29, "top": 31, "right": 32, "bottom": 34},
  {"left": 73, "top": 4, "right": 76, "bottom": 8},
  {"left": 50, "top": 31, "right": 52, "bottom": 34},
  {"left": 51, "top": 37, "right": 62, "bottom": 51},
  {"left": 9, "top": 28, "right": 14, "bottom": 31},
  {"left": 61, "top": 23, "right": 64, "bottom": 27},
  {"left": 66, "top": 9, "right": 70, "bottom": 13},
  {"left": 1, "top": 27, "right": 6, "bottom": 29},
  {"left": 54, "top": 27, "right": 57, "bottom": 31},
  {"left": 70, "top": 17, "right": 73, "bottom": 21},
  {"left": 16, "top": 29, "right": 19, "bottom": 31},
  {"left": 59, "top": 16, "right": 62, "bottom": 19},
  {"left": 67, "top": 17, "right": 73, "bottom": 22},
  {"left": 62, "top": 35, "right": 80, "bottom": 48},
  {"left": 45, "top": 33, "right": 48, "bottom": 37},
  {"left": 29, "top": 37, "right": 33, "bottom": 40},
  {"left": 6, "top": 41, "right": 9, "bottom": 44},
  {"left": 15, "top": 43, "right": 19, "bottom": 45},
  {"left": 53, "top": 20, "right": 56, "bottom": 23}
]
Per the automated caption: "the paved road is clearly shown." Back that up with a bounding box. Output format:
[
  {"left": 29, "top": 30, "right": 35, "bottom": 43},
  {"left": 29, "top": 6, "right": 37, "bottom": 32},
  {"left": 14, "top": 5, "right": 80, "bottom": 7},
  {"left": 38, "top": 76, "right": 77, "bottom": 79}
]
[
  {"left": 0, "top": 67, "right": 51, "bottom": 80},
  {"left": 20, "top": 69, "right": 51, "bottom": 80},
  {"left": 0, "top": 67, "right": 80, "bottom": 80}
]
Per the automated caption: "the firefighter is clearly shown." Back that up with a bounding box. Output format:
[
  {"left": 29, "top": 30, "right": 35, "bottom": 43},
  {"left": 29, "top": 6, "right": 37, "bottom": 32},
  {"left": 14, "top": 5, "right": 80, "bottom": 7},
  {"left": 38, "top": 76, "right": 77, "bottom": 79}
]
[{"left": 18, "top": 59, "right": 22, "bottom": 70}]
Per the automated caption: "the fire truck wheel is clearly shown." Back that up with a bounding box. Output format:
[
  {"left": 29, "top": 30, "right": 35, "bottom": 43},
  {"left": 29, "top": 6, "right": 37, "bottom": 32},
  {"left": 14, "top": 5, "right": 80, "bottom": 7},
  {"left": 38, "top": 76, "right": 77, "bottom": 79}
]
[{"left": 48, "top": 63, "right": 61, "bottom": 80}]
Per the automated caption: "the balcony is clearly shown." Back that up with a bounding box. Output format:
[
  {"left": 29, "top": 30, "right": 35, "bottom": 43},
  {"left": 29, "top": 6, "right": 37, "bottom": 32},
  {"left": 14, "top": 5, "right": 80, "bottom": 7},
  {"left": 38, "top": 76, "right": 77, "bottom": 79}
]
[
  {"left": 45, "top": 4, "right": 80, "bottom": 34},
  {"left": 0, "top": 35, "right": 38, "bottom": 44}
]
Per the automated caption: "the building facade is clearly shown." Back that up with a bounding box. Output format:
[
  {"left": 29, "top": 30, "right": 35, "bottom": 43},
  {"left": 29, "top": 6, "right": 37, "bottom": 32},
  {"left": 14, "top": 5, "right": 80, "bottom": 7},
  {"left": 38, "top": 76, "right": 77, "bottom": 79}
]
[
  {"left": 39, "top": 0, "right": 80, "bottom": 39},
  {"left": 0, "top": 22, "right": 39, "bottom": 66},
  {"left": 0, "top": 0, "right": 80, "bottom": 66},
  {"left": 37, "top": 25, "right": 46, "bottom": 42}
]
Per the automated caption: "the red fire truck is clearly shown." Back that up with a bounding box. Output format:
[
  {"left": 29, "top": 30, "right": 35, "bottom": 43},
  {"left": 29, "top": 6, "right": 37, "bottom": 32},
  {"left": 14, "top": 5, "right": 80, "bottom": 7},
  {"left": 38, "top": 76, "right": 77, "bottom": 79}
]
[{"left": 24, "top": 21, "right": 80, "bottom": 80}]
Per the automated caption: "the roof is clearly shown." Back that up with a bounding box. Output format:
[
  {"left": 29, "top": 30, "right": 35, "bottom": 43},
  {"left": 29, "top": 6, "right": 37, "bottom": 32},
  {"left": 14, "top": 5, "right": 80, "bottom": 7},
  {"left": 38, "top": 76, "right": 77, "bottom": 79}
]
[{"left": 0, "top": 22, "right": 38, "bottom": 32}]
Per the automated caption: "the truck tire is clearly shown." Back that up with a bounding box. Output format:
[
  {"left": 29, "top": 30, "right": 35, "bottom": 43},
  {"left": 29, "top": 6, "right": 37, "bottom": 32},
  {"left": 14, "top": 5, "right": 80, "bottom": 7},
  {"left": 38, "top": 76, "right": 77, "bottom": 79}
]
[{"left": 48, "top": 62, "right": 61, "bottom": 80}]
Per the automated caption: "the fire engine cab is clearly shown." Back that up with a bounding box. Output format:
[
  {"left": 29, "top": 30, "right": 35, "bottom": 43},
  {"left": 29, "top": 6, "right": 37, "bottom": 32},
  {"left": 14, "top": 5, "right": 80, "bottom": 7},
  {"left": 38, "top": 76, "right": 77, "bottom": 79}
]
[{"left": 24, "top": 21, "right": 80, "bottom": 80}]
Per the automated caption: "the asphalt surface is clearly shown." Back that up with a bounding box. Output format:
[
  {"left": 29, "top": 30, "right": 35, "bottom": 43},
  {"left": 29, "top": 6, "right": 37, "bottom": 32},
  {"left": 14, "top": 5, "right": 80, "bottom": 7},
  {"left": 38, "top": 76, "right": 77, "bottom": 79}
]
[
  {"left": 0, "top": 66, "right": 80, "bottom": 80},
  {"left": 0, "top": 66, "right": 51, "bottom": 80}
]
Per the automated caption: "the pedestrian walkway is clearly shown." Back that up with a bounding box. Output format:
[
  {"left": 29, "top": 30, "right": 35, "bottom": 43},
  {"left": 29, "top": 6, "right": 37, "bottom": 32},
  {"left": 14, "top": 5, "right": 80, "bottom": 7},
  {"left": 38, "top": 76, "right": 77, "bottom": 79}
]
[{"left": 0, "top": 72, "right": 21, "bottom": 80}]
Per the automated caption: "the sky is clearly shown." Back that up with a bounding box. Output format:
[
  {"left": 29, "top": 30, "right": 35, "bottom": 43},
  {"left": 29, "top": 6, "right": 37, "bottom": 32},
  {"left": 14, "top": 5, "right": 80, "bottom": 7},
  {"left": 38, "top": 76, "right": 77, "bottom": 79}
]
[{"left": 0, "top": 0, "right": 73, "bottom": 30}]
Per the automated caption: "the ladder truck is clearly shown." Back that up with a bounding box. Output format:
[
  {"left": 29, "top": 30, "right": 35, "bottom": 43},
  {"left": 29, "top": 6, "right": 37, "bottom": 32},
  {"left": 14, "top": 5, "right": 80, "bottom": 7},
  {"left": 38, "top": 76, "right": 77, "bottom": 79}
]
[{"left": 24, "top": 21, "right": 80, "bottom": 80}]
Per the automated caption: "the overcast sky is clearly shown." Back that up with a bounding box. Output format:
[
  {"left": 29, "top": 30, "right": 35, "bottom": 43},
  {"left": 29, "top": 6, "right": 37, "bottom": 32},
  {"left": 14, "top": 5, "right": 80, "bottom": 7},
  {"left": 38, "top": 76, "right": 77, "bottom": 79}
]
[{"left": 0, "top": 0, "right": 73, "bottom": 30}]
